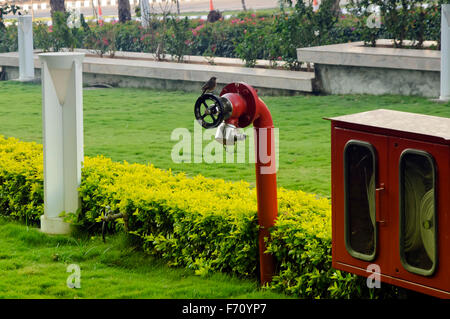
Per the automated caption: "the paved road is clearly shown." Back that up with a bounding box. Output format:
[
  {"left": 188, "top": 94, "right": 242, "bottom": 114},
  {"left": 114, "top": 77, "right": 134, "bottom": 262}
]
[
  {"left": 178, "top": 0, "right": 281, "bottom": 12},
  {"left": 5, "top": 0, "right": 350, "bottom": 20},
  {"left": 101, "top": 0, "right": 280, "bottom": 17},
  {"left": 5, "top": 0, "right": 281, "bottom": 19}
]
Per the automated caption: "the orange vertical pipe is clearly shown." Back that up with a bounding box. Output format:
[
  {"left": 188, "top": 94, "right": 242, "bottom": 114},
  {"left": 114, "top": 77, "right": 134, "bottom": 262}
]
[
  {"left": 253, "top": 99, "right": 278, "bottom": 285},
  {"left": 254, "top": 128, "right": 277, "bottom": 284}
]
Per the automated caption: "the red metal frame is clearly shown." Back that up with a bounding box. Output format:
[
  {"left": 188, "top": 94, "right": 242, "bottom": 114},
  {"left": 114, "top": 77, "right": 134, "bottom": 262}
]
[
  {"left": 330, "top": 114, "right": 450, "bottom": 298},
  {"left": 220, "top": 83, "right": 278, "bottom": 284}
]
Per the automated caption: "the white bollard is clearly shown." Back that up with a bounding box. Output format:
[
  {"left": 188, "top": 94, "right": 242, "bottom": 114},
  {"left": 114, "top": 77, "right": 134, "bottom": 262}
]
[
  {"left": 17, "top": 15, "right": 34, "bottom": 82},
  {"left": 441, "top": 4, "right": 450, "bottom": 100},
  {"left": 140, "top": 0, "right": 150, "bottom": 28},
  {"left": 39, "top": 52, "right": 85, "bottom": 235}
]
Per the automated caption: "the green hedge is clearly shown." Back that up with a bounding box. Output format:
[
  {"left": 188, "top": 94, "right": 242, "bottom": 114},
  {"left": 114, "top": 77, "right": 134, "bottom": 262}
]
[
  {"left": 0, "top": 135, "right": 395, "bottom": 298},
  {"left": 347, "top": 0, "right": 444, "bottom": 48},
  {"left": 1, "top": 10, "right": 361, "bottom": 69},
  {"left": 1, "top": 2, "right": 446, "bottom": 63}
]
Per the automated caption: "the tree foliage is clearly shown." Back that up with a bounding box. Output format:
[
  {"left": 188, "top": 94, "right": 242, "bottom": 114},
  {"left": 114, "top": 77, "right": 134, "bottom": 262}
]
[{"left": 0, "top": 4, "right": 21, "bottom": 29}]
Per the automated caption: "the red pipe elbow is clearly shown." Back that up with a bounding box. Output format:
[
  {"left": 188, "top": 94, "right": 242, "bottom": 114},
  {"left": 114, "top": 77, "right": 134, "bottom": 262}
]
[{"left": 253, "top": 98, "right": 274, "bottom": 129}]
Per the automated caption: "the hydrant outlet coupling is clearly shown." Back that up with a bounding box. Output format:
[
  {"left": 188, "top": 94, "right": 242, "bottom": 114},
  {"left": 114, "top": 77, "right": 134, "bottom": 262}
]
[{"left": 215, "top": 122, "right": 247, "bottom": 146}]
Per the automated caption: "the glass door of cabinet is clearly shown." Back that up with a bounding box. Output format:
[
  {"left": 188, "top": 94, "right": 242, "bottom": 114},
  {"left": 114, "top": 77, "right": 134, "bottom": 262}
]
[
  {"left": 344, "top": 140, "right": 377, "bottom": 261},
  {"left": 331, "top": 127, "right": 389, "bottom": 273},
  {"left": 399, "top": 149, "right": 437, "bottom": 276}
]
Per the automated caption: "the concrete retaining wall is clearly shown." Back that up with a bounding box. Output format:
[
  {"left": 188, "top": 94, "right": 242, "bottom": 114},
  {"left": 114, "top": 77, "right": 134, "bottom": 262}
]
[
  {"left": 314, "top": 64, "right": 439, "bottom": 97},
  {"left": 0, "top": 50, "right": 315, "bottom": 96}
]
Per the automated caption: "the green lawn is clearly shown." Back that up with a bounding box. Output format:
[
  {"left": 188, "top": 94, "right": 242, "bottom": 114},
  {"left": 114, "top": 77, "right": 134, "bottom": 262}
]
[
  {"left": 1, "top": 81, "right": 449, "bottom": 197},
  {"left": 1, "top": 81, "right": 450, "bottom": 299},
  {"left": 0, "top": 217, "right": 291, "bottom": 299}
]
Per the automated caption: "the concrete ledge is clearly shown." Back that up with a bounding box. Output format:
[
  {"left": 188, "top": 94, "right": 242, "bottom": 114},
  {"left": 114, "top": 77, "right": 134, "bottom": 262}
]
[
  {"left": 0, "top": 50, "right": 315, "bottom": 95},
  {"left": 297, "top": 39, "right": 440, "bottom": 72},
  {"left": 297, "top": 40, "right": 440, "bottom": 97},
  {"left": 73, "top": 49, "right": 293, "bottom": 69}
]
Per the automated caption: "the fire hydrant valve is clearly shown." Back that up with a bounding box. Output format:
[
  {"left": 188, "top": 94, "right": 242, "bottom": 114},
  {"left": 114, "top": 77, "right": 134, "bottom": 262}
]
[{"left": 194, "top": 82, "right": 278, "bottom": 285}]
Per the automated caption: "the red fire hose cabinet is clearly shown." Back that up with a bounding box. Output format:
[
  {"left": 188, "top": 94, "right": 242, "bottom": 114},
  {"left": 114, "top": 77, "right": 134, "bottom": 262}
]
[{"left": 328, "top": 109, "right": 450, "bottom": 298}]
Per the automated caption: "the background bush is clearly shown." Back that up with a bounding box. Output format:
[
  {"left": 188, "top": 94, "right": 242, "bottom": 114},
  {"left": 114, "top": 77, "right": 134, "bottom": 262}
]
[
  {"left": 1, "top": 10, "right": 358, "bottom": 68},
  {"left": 0, "top": 135, "right": 398, "bottom": 298},
  {"left": 0, "top": 22, "right": 18, "bottom": 53},
  {"left": 2, "top": 2, "right": 449, "bottom": 62},
  {"left": 1, "top": 2, "right": 446, "bottom": 65},
  {"left": 347, "top": 0, "right": 448, "bottom": 48}
]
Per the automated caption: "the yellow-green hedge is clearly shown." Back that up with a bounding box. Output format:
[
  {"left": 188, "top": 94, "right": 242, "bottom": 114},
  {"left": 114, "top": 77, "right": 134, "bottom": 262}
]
[{"left": 0, "top": 135, "right": 384, "bottom": 298}]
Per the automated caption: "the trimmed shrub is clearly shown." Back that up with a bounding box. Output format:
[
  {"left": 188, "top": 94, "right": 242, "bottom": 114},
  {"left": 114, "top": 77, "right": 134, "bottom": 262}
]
[
  {"left": 0, "top": 135, "right": 395, "bottom": 298},
  {"left": 346, "top": 0, "right": 446, "bottom": 48},
  {"left": 0, "top": 136, "right": 43, "bottom": 223}
]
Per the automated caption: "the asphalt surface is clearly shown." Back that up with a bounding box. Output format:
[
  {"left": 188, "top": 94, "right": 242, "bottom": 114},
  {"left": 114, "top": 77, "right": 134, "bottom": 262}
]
[{"left": 5, "top": 0, "right": 282, "bottom": 19}]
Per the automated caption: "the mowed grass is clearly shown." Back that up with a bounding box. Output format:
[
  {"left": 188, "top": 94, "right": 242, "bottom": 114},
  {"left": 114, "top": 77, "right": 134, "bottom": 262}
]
[
  {"left": 0, "top": 217, "right": 291, "bottom": 299},
  {"left": 1, "top": 81, "right": 449, "bottom": 299},
  {"left": 1, "top": 81, "right": 450, "bottom": 197}
]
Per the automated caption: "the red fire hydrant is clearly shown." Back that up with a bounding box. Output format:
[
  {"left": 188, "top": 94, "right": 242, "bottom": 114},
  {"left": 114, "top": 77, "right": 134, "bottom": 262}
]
[{"left": 194, "top": 82, "right": 278, "bottom": 284}]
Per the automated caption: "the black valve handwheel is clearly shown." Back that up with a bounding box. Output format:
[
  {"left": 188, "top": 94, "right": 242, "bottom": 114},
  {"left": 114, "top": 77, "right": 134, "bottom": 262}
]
[{"left": 194, "top": 93, "right": 225, "bottom": 129}]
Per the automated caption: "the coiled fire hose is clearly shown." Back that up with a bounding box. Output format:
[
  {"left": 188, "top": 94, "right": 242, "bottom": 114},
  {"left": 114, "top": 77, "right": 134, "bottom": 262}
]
[
  {"left": 365, "top": 164, "right": 434, "bottom": 264},
  {"left": 403, "top": 163, "right": 435, "bottom": 263}
]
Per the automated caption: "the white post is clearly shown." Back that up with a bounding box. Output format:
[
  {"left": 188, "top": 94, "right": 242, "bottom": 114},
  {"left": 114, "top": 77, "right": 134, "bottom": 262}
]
[
  {"left": 140, "top": 0, "right": 150, "bottom": 28},
  {"left": 39, "top": 52, "right": 85, "bottom": 235},
  {"left": 440, "top": 4, "right": 450, "bottom": 100},
  {"left": 17, "top": 15, "right": 35, "bottom": 82}
]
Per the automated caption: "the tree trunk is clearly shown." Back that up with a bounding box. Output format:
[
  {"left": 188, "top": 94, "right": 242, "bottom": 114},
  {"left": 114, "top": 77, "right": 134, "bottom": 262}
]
[
  {"left": 331, "top": 0, "right": 340, "bottom": 16},
  {"left": 118, "top": 0, "right": 131, "bottom": 22},
  {"left": 176, "top": 0, "right": 180, "bottom": 14},
  {"left": 241, "top": 0, "right": 247, "bottom": 11},
  {"left": 50, "top": 0, "right": 65, "bottom": 17}
]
